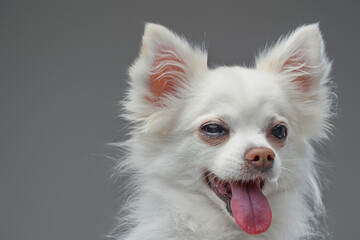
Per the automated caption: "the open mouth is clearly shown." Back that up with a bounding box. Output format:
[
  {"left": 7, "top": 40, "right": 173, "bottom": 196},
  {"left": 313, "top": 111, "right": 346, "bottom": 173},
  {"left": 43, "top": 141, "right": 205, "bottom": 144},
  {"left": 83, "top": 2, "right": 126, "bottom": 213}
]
[{"left": 205, "top": 171, "right": 271, "bottom": 235}]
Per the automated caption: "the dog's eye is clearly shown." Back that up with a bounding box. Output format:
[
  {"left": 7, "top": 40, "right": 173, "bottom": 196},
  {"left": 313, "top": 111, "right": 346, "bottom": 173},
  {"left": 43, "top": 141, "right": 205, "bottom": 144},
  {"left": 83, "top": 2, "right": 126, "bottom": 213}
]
[
  {"left": 271, "top": 124, "right": 287, "bottom": 140},
  {"left": 202, "top": 124, "right": 227, "bottom": 137}
]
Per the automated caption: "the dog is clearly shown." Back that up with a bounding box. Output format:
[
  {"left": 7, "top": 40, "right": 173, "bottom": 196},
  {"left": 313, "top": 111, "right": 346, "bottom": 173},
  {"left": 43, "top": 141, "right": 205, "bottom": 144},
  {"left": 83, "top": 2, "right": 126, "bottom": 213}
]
[{"left": 112, "top": 23, "right": 334, "bottom": 240}]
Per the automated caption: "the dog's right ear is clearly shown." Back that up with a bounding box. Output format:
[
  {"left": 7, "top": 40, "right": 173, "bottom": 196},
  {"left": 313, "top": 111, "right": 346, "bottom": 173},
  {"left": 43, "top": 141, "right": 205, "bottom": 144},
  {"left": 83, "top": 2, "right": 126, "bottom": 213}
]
[{"left": 126, "top": 23, "right": 207, "bottom": 121}]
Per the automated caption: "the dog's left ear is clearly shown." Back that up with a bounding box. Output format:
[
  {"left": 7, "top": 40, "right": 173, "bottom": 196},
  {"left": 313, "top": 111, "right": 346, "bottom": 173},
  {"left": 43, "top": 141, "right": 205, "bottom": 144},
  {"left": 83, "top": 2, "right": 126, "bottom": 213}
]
[
  {"left": 126, "top": 23, "right": 207, "bottom": 120},
  {"left": 256, "top": 24, "right": 333, "bottom": 138}
]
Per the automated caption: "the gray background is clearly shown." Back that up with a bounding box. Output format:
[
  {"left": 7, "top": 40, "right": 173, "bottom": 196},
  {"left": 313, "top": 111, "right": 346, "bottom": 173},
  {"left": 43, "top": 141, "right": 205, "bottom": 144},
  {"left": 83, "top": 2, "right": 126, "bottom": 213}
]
[{"left": 1, "top": 1, "right": 359, "bottom": 239}]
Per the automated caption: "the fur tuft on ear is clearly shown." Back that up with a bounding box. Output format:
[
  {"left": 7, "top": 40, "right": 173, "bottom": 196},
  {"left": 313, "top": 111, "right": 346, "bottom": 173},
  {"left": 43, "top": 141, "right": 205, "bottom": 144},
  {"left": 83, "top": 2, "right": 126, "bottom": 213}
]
[
  {"left": 124, "top": 23, "right": 207, "bottom": 130},
  {"left": 148, "top": 48, "right": 186, "bottom": 102},
  {"left": 256, "top": 24, "right": 334, "bottom": 139}
]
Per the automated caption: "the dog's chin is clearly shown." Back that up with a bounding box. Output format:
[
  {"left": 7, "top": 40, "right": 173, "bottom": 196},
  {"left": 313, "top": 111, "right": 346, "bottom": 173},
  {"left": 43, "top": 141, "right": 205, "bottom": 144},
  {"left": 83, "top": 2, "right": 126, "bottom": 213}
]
[{"left": 205, "top": 171, "right": 272, "bottom": 235}]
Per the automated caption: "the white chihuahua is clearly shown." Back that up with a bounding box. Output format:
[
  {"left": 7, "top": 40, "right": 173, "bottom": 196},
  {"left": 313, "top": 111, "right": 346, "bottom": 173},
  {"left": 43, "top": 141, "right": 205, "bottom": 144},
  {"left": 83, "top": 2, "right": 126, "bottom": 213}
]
[{"left": 113, "top": 23, "right": 334, "bottom": 240}]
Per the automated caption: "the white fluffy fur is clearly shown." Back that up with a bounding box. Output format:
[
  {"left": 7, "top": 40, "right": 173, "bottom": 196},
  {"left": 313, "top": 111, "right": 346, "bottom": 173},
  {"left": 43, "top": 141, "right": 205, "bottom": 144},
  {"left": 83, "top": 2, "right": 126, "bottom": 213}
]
[{"left": 111, "top": 23, "right": 334, "bottom": 240}]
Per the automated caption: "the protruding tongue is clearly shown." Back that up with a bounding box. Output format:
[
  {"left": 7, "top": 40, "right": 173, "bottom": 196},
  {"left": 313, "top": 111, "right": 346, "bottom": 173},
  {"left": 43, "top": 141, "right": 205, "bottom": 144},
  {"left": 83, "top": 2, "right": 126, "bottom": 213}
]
[{"left": 230, "top": 181, "right": 272, "bottom": 235}]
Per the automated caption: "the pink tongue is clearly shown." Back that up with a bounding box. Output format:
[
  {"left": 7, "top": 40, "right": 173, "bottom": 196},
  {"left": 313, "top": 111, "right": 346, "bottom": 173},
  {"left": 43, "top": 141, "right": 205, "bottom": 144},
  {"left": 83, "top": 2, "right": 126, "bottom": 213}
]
[{"left": 230, "top": 181, "right": 272, "bottom": 235}]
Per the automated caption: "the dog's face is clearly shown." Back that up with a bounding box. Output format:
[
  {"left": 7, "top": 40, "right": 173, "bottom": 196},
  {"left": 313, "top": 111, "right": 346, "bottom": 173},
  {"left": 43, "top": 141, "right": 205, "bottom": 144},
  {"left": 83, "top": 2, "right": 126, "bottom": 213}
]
[{"left": 125, "top": 24, "right": 332, "bottom": 236}]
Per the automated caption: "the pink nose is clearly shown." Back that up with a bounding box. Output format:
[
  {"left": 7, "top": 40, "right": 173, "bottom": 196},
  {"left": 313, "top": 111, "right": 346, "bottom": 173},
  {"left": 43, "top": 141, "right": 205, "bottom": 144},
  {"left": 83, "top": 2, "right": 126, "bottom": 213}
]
[{"left": 245, "top": 147, "right": 275, "bottom": 171}]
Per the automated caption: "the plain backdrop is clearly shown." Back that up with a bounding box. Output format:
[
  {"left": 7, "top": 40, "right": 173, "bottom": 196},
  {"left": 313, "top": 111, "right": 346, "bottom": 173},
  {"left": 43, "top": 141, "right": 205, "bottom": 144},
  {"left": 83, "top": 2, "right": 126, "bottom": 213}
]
[{"left": 1, "top": 1, "right": 359, "bottom": 239}]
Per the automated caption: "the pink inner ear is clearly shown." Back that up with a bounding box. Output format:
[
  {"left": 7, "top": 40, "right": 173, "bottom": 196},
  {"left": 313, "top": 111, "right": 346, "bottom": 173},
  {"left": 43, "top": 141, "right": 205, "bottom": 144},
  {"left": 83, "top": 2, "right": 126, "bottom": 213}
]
[
  {"left": 147, "top": 49, "right": 185, "bottom": 103},
  {"left": 283, "top": 54, "right": 311, "bottom": 92}
]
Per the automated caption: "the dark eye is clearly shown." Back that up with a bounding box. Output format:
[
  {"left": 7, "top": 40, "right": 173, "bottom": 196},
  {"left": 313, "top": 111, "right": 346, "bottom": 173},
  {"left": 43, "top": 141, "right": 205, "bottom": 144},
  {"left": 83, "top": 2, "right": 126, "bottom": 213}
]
[
  {"left": 202, "top": 124, "right": 227, "bottom": 137},
  {"left": 271, "top": 124, "right": 287, "bottom": 140}
]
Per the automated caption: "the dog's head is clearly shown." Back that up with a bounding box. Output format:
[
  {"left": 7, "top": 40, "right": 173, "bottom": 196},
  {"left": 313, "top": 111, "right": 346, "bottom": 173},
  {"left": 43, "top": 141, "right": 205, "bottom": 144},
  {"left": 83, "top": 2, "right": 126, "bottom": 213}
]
[{"left": 124, "top": 23, "right": 332, "bottom": 236}]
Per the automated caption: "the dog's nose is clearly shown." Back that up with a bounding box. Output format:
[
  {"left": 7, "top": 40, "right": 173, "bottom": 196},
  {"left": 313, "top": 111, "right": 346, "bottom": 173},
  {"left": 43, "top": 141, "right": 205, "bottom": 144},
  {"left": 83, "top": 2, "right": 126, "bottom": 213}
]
[{"left": 245, "top": 147, "right": 275, "bottom": 171}]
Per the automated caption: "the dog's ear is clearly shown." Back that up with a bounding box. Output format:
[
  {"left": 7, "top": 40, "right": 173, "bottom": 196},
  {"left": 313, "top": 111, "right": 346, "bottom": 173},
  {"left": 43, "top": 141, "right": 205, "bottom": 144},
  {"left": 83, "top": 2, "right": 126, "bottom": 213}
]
[
  {"left": 256, "top": 24, "right": 333, "bottom": 138},
  {"left": 126, "top": 23, "right": 207, "bottom": 119}
]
